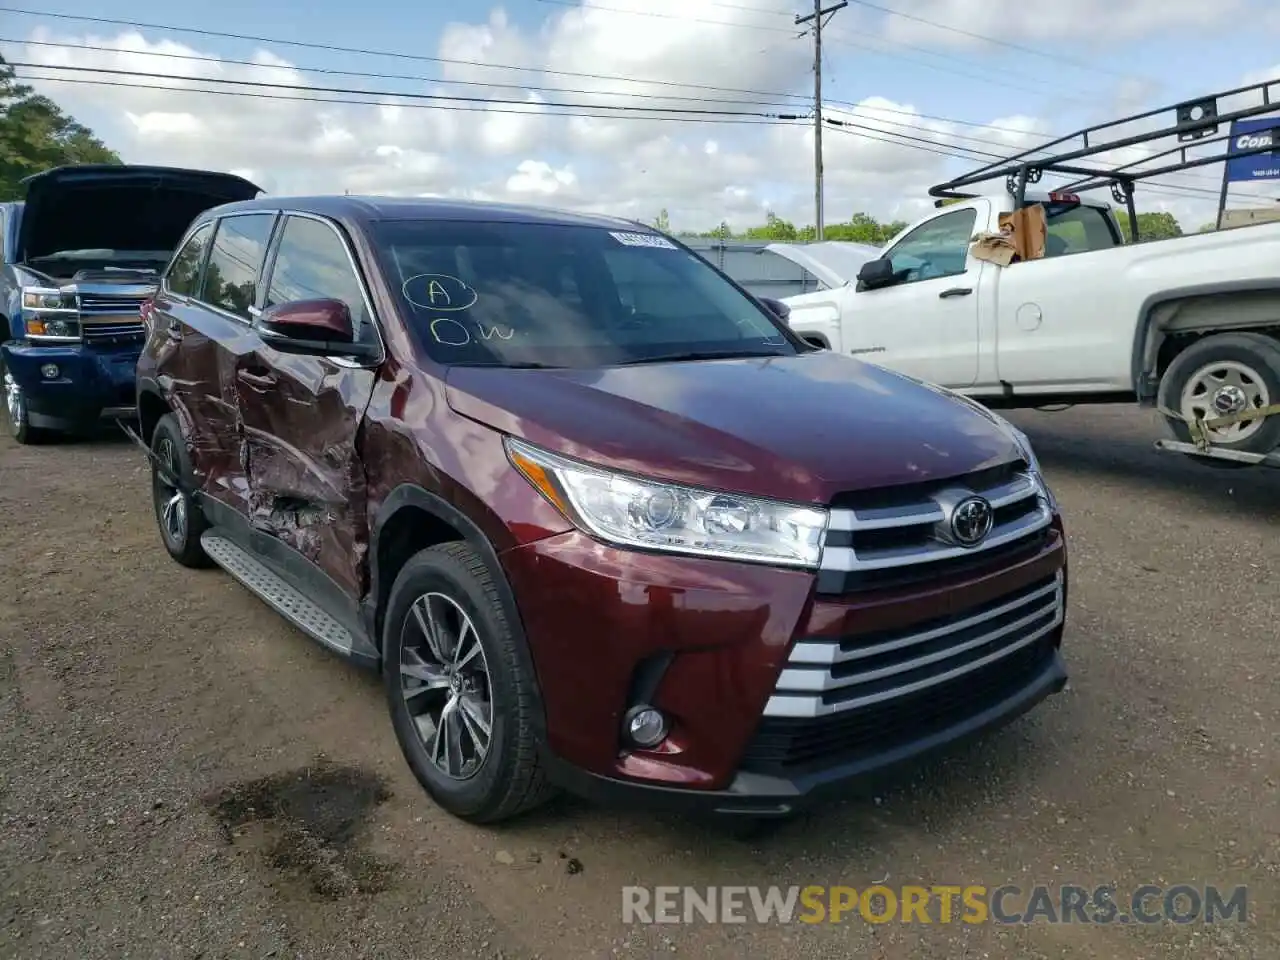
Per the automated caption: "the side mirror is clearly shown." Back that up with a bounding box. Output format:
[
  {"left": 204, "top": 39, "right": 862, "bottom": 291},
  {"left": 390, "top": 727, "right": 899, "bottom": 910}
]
[
  {"left": 254, "top": 298, "right": 379, "bottom": 359},
  {"left": 856, "top": 258, "right": 897, "bottom": 291},
  {"left": 758, "top": 296, "right": 790, "bottom": 321}
]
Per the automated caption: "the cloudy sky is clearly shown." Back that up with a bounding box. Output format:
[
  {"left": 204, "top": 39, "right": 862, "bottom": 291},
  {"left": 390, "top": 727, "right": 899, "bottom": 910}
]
[{"left": 5, "top": 0, "right": 1280, "bottom": 232}]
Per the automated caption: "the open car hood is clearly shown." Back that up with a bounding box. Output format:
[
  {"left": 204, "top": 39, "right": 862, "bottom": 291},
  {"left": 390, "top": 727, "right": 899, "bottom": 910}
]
[
  {"left": 764, "top": 240, "right": 882, "bottom": 291},
  {"left": 18, "top": 164, "right": 264, "bottom": 263}
]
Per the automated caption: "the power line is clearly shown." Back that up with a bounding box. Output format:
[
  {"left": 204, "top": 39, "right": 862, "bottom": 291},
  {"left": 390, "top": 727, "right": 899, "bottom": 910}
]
[
  {"left": 0, "top": 33, "right": 1154, "bottom": 146},
  {"left": 0, "top": 6, "right": 812, "bottom": 101},
  {"left": 530, "top": 0, "right": 803, "bottom": 34},
  {"left": 821, "top": 106, "right": 1241, "bottom": 192},
  {"left": 12, "top": 71, "right": 808, "bottom": 126},
  {"left": 8, "top": 60, "right": 805, "bottom": 118},
  {"left": 16, "top": 64, "right": 1250, "bottom": 211},
  {"left": 533, "top": 0, "right": 1103, "bottom": 103},
  {"left": 843, "top": 0, "right": 1148, "bottom": 81},
  {"left": 9, "top": 36, "right": 1245, "bottom": 198},
  {"left": 823, "top": 30, "right": 1098, "bottom": 101},
  {"left": 2, "top": 36, "right": 807, "bottom": 111},
  {"left": 822, "top": 118, "right": 1272, "bottom": 204}
]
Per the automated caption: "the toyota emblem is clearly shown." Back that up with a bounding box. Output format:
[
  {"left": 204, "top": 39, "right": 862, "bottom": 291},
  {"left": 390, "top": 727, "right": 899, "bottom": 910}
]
[{"left": 950, "top": 496, "right": 993, "bottom": 546}]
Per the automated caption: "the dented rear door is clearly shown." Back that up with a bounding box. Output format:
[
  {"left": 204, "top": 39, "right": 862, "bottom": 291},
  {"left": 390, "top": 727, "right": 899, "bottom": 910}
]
[{"left": 234, "top": 213, "right": 380, "bottom": 600}]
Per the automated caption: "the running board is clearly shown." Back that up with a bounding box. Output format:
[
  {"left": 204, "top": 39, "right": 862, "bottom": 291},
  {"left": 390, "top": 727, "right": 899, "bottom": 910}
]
[
  {"left": 1154, "top": 439, "right": 1280, "bottom": 469},
  {"left": 200, "top": 531, "right": 377, "bottom": 663}
]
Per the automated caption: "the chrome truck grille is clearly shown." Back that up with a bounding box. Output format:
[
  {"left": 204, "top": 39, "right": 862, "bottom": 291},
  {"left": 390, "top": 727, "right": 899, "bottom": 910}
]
[
  {"left": 760, "top": 461, "right": 1060, "bottom": 725},
  {"left": 77, "top": 289, "right": 150, "bottom": 345}
]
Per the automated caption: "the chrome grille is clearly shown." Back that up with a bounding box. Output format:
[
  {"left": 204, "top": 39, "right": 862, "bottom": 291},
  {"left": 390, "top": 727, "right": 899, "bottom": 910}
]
[
  {"left": 78, "top": 292, "right": 149, "bottom": 316},
  {"left": 82, "top": 320, "right": 146, "bottom": 344},
  {"left": 763, "top": 570, "right": 1064, "bottom": 719},
  {"left": 815, "top": 463, "right": 1054, "bottom": 594}
]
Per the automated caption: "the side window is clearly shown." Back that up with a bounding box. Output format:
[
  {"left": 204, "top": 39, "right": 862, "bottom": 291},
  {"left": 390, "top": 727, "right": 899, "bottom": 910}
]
[
  {"left": 1044, "top": 204, "right": 1121, "bottom": 256},
  {"left": 264, "top": 216, "right": 371, "bottom": 333},
  {"left": 883, "top": 208, "right": 977, "bottom": 284},
  {"left": 164, "top": 222, "right": 213, "bottom": 297},
  {"left": 198, "top": 213, "right": 276, "bottom": 320}
]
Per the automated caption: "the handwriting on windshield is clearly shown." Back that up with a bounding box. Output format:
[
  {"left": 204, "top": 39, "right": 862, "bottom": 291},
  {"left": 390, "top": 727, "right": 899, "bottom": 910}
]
[
  {"left": 430, "top": 318, "right": 515, "bottom": 346},
  {"left": 402, "top": 273, "right": 478, "bottom": 312}
]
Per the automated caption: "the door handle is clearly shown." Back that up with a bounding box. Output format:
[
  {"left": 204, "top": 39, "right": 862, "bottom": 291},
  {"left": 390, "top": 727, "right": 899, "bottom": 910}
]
[{"left": 939, "top": 287, "right": 973, "bottom": 298}]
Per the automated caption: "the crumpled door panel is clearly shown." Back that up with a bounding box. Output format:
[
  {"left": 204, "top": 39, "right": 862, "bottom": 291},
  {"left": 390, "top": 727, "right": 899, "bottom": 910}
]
[{"left": 235, "top": 349, "right": 377, "bottom": 599}]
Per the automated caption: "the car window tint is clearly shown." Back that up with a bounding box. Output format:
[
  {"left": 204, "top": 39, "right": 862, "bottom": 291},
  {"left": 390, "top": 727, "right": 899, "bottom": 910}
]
[
  {"left": 369, "top": 219, "right": 796, "bottom": 368},
  {"left": 199, "top": 214, "right": 276, "bottom": 319},
  {"left": 164, "top": 222, "right": 213, "bottom": 297},
  {"left": 884, "top": 208, "right": 976, "bottom": 283},
  {"left": 264, "top": 216, "right": 370, "bottom": 332},
  {"left": 1044, "top": 204, "right": 1120, "bottom": 256}
]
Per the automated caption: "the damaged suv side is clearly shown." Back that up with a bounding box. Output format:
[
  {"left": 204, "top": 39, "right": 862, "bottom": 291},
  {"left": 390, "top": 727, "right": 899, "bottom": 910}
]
[
  {"left": 137, "top": 196, "right": 1068, "bottom": 825},
  {"left": 2, "top": 164, "right": 261, "bottom": 443}
]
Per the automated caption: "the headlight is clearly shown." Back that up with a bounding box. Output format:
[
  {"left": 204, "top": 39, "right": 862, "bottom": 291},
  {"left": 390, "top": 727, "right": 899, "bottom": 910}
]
[
  {"left": 22, "top": 287, "right": 76, "bottom": 311},
  {"left": 21, "top": 286, "right": 81, "bottom": 341},
  {"left": 505, "top": 437, "right": 829, "bottom": 568},
  {"left": 1004, "top": 423, "right": 1057, "bottom": 511}
]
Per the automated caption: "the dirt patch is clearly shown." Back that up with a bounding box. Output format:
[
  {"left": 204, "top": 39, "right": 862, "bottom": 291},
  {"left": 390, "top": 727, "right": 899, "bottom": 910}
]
[{"left": 205, "top": 759, "right": 395, "bottom": 900}]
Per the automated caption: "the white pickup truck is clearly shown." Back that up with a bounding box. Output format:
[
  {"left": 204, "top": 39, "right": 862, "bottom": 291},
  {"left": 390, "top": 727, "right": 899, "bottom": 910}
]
[{"left": 771, "top": 189, "right": 1280, "bottom": 458}]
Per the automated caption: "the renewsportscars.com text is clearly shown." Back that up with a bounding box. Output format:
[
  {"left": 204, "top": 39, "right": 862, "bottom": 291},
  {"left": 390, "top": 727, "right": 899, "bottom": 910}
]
[{"left": 621, "top": 884, "right": 1248, "bottom": 926}]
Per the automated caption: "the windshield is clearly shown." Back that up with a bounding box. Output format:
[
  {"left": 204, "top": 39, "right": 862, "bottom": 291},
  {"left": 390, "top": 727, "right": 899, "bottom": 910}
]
[{"left": 369, "top": 219, "right": 798, "bottom": 368}]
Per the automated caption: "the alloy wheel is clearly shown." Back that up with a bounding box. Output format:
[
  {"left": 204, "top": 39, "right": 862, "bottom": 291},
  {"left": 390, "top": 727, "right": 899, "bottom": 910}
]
[
  {"left": 4, "top": 371, "right": 25, "bottom": 437},
  {"left": 154, "top": 437, "right": 188, "bottom": 546},
  {"left": 399, "top": 591, "right": 494, "bottom": 780}
]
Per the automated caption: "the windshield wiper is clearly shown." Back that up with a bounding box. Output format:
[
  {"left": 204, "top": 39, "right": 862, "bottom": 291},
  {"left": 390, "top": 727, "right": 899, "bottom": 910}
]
[{"left": 612, "top": 350, "right": 790, "bottom": 366}]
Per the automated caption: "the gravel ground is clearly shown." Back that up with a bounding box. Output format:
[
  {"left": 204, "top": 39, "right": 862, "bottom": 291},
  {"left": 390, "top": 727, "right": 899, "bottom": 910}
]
[{"left": 1, "top": 403, "right": 1277, "bottom": 959}]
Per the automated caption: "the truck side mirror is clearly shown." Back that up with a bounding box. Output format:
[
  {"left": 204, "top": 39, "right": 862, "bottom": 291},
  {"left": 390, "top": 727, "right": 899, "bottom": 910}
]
[{"left": 856, "top": 258, "right": 897, "bottom": 291}]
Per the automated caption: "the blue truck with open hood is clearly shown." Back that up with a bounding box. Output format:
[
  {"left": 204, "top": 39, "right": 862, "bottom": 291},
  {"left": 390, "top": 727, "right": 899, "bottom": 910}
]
[{"left": 2, "top": 164, "right": 262, "bottom": 443}]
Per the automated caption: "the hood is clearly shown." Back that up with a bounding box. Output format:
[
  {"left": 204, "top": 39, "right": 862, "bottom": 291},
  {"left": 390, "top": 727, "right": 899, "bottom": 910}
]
[
  {"left": 765, "top": 241, "right": 882, "bottom": 290},
  {"left": 445, "top": 351, "right": 1022, "bottom": 505},
  {"left": 18, "top": 164, "right": 263, "bottom": 263}
]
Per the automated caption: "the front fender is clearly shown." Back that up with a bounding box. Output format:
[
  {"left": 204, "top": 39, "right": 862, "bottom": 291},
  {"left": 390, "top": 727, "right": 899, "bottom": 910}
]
[{"left": 783, "top": 291, "right": 844, "bottom": 353}]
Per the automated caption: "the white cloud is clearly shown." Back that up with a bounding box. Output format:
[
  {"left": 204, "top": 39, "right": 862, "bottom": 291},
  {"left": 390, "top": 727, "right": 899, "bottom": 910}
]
[
  {"left": 867, "top": 0, "right": 1244, "bottom": 48},
  {"left": 5, "top": 3, "right": 1266, "bottom": 235}
]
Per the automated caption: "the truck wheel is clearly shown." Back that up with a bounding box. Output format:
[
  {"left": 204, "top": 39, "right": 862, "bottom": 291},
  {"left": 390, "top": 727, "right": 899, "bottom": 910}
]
[
  {"left": 1159, "top": 332, "right": 1280, "bottom": 459},
  {"left": 150, "top": 413, "right": 213, "bottom": 567},
  {"left": 3, "top": 365, "right": 45, "bottom": 445},
  {"left": 383, "top": 541, "right": 554, "bottom": 824}
]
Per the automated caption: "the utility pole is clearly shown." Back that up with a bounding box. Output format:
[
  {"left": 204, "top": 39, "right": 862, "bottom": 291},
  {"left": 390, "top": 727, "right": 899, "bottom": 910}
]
[{"left": 796, "top": 0, "right": 846, "bottom": 241}]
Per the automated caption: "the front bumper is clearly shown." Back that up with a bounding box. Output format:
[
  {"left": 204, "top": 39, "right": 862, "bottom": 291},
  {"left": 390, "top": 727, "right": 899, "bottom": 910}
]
[
  {"left": 2, "top": 341, "right": 140, "bottom": 430},
  {"left": 500, "top": 522, "right": 1068, "bottom": 815},
  {"left": 540, "top": 651, "right": 1066, "bottom": 816}
]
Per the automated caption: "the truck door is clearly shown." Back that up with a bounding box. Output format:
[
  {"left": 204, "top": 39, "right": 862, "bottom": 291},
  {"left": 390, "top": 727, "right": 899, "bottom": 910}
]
[
  {"left": 988, "top": 200, "right": 1129, "bottom": 390},
  {"left": 234, "top": 213, "right": 381, "bottom": 601},
  {"left": 849, "top": 203, "right": 987, "bottom": 388}
]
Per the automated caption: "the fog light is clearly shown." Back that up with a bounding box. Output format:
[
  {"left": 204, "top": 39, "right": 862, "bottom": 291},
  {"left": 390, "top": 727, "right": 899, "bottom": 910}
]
[
  {"left": 623, "top": 705, "right": 668, "bottom": 748},
  {"left": 40, "top": 364, "right": 59, "bottom": 379}
]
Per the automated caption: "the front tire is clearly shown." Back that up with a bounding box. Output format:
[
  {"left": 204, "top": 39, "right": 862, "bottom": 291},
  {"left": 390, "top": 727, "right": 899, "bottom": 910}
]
[
  {"left": 1158, "top": 332, "right": 1280, "bottom": 465},
  {"left": 4, "top": 364, "right": 45, "bottom": 445},
  {"left": 150, "top": 413, "right": 213, "bottom": 567},
  {"left": 383, "top": 542, "right": 553, "bottom": 824}
]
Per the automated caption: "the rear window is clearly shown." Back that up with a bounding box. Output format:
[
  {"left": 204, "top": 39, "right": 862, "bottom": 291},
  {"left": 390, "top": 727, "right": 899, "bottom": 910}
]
[
  {"left": 1043, "top": 202, "right": 1120, "bottom": 256},
  {"left": 368, "top": 219, "right": 797, "bottom": 368}
]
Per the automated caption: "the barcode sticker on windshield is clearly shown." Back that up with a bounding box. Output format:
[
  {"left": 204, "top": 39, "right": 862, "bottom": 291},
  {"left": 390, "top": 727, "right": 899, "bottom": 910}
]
[{"left": 609, "top": 231, "right": 677, "bottom": 249}]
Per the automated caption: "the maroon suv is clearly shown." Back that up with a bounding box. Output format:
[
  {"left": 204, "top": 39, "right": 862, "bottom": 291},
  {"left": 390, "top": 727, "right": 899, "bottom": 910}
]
[{"left": 134, "top": 196, "right": 1068, "bottom": 823}]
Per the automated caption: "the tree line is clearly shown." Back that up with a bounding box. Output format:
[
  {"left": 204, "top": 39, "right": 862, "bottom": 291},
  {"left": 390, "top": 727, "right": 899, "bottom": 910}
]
[
  {"left": 655, "top": 207, "right": 1203, "bottom": 245},
  {"left": 1, "top": 54, "right": 120, "bottom": 202}
]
